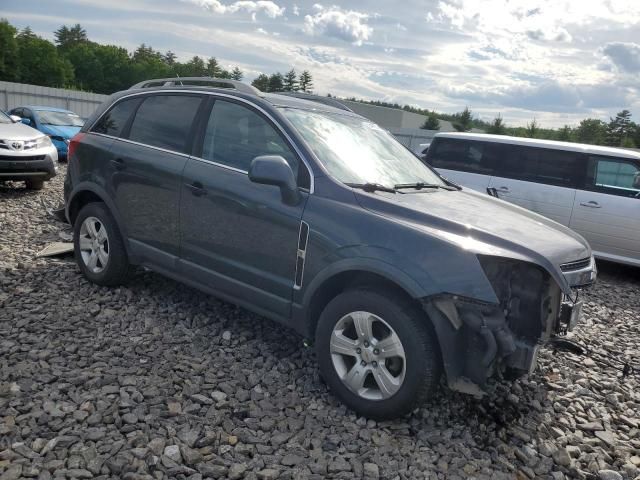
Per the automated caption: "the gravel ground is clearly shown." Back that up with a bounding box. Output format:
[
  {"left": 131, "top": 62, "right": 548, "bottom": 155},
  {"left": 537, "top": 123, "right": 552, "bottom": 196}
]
[{"left": 1, "top": 166, "right": 639, "bottom": 480}]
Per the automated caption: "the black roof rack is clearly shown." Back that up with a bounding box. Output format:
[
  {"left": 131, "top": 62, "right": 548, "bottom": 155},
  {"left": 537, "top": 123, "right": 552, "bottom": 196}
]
[
  {"left": 129, "top": 77, "right": 263, "bottom": 96},
  {"left": 274, "top": 92, "right": 353, "bottom": 112}
]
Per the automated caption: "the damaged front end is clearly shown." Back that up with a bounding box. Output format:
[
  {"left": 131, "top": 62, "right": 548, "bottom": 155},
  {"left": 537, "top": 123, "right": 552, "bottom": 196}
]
[{"left": 423, "top": 255, "right": 592, "bottom": 396}]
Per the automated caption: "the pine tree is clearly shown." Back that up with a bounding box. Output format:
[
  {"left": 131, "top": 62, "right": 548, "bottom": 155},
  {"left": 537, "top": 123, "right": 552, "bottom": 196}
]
[
  {"left": 453, "top": 107, "right": 473, "bottom": 132},
  {"left": 163, "top": 51, "right": 177, "bottom": 66},
  {"left": 251, "top": 74, "right": 270, "bottom": 92},
  {"left": 606, "top": 110, "right": 633, "bottom": 146},
  {"left": 421, "top": 113, "right": 440, "bottom": 130},
  {"left": 206, "top": 57, "right": 221, "bottom": 77},
  {"left": 268, "top": 72, "right": 284, "bottom": 92},
  {"left": 298, "top": 70, "right": 313, "bottom": 92},
  {"left": 557, "top": 125, "right": 572, "bottom": 141},
  {"left": 283, "top": 69, "right": 298, "bottom": 91},
  {"left": 230, "top": 66, "right": 243, "bottom": 81},
  {"left": 487, "top": 114, "right": 506, "bottom": 135},
  {"left": 54, "top": 24, "right": 87, "bottom": 49},
  {"left": 526, "top": 118, "right": 539, "bottom": 138}
]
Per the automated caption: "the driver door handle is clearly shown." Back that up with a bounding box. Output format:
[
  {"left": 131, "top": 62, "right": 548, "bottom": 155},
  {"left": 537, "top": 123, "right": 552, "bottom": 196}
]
[
  {"left": 496, "top": 186, "right": 510, "bottom": 193},
  {"left": 580, "top": 201, "right": 601, "bottom": 208},
  {"left": 110, "top": 158, "right": 126, "bottom": 171},
  {"left": 187, "top": 181, "right": 207, "bottom": 197}
]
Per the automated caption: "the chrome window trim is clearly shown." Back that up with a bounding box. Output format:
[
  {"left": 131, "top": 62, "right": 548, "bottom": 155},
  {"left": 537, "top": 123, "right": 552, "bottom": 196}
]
[
  {"left": 90, "top": 132, "right": 191, "bottom": 158},
  {"left": 89, "top": 89, "right": 315, "bottom": 193}
]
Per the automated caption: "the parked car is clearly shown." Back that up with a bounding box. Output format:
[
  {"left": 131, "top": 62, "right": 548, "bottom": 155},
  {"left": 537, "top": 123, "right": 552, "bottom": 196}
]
[
  {"left": 0, "top": 109, "right": 58, "bottom": 189},
  {"left": 64, "top": 77, "right": 596, "bottom": 419},
  {"left": 9, "top": 106, "right": 84, "bottom": 161},
  {"left": 424, "top": 133, "right": 640, "bottom": 267}
]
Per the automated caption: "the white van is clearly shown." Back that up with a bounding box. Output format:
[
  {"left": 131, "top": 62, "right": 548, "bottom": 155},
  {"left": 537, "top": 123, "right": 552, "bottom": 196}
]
[{"left": 425, "top": 132, "right": 640, "bottom": 267}]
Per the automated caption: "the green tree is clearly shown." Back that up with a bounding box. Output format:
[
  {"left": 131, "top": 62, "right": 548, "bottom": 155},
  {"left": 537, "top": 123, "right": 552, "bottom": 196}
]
[
  {"left": 487, "top": 114, "right": 506, "bottom": 135},
  {"left": 621, "top": 136, "right": 637, "bottom": 148},
  {"left": 163, "top": 51, "right": 177, "bottom": 66},
  {"left": 16, "top": 27, "right": 74, "bottom": 87},
  {"left": 268, "top": 72, "right": 284, "bottom": 92},
  {"left": 0, "top": 19, "right": 20, "bottom": 82},
  {"left": 251, "top": 73, "right": 270, "bottom": 91},
  {"left": 453, "top": 107, "right": 473, "bottom": 132},
  {"left": 557, "top": 125, "right": 573, "bottom": 141},
  {"left": 230, "top": 66, "right": 243, "bottom": 81},
  {"left": 606, "top": 110, "right": 634, "bottom": 146},
  {"left": 525, "top": 118, "right": 539, "bottom": 138},
  {"left": 298, "top": 70, "right": 313, "bottom": 92},
  {"left": 206, "top": 57, "right": 221, "bottom": 77},
  {"left": 54, "top": 23, "right": 87, "bottom": 49},
  {"left": 283, "top": 68, "right": 298, "bottom": 91},
  {"left": 421, "top": 113, "right": 440, "bottom": 130},
  {"left": 185, "top": 56, "right": 207, "bottom": 76},
  {"left": 575, "top": 118, "right": 607, "bottom": 145}
]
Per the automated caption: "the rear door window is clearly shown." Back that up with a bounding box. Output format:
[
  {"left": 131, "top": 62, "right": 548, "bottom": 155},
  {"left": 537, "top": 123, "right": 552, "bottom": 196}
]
[
  {"left": 128, "top": 95, "right": 203, "bottom": 153},
  {"left": 92, "top": 98, "right": 141, "bottom": 137},
  {"left": 428, "top": 139, "right": 496, "bottom": 174},
  {"left": 587, "top": 155, "right": 640, "bottom": 198},
  {"left": 498, "top": 146, "right": 584, "bottom": 188}
]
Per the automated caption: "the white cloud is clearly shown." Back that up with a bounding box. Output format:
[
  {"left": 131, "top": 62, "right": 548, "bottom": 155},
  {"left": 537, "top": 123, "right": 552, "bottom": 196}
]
[
  {"left": 303, "top": 6, "right": 372, "bottom": 45},
  {"left": 292, "top": 3, "right": 299, "bottom": 16},
  {"left": 192, "top": 0, "right": 285, "bottom": 18},
  {"left": 603, "top": 42, "right": 640, "bottom": 73}
]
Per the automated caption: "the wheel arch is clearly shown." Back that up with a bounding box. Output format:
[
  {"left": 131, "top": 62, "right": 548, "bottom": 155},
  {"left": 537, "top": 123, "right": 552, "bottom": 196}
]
[
  {"left": 300, "top": 259, "right": 430, "bottom": 339},
  {"left": 66, "top": 183, "right": 134, "bottom": 260}
]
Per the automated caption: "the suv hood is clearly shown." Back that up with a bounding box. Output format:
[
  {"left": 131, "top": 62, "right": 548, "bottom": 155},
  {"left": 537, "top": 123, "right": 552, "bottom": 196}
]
[
  {"left": 355, "top": 187, "right": 591, "bottom": 273},
  {"left": 0, "top": 122, "right": 44, "bottom": 141}
]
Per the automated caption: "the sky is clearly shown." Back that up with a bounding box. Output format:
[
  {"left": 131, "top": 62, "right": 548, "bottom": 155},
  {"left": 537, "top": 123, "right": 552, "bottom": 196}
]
[{"left": 3, "top": 0, "right": 640, "bottom": 127}]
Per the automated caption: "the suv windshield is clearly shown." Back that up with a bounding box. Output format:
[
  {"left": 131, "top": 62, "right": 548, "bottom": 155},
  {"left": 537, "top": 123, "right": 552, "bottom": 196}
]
[
  {"left": 37, "top": 110, "right": 84, "bottom": 127},
  {"left": 0, "top": 111, "right": 12, "bottom": 124},
  {"left": 282, "top": 108, "right": 445, "bottom": 188}
]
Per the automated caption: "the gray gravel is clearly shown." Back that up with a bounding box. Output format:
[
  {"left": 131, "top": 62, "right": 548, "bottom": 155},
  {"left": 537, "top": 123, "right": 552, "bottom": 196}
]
[{"left": 1, "top": 167, "right": 639, "bottom": 480}]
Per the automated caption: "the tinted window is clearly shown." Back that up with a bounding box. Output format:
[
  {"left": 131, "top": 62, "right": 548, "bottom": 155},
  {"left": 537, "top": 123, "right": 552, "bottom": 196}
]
[
  {"left": 428, "top": 139, "right": 496, "bottom": 174},
  {"left": 92, "top": 98, "right": 140, "bottom": 137},
  {"left": 499, "top": 146, "right": 582, "bottom": 188},
  {"left": 128, "top": 95, "right": 202, "bottom": 153},
  {"left": 588, "top": 155, "right": 640, "bottom": 197},
  {"left": 202, "top": 100, "right": 306, "bottom": 185}
]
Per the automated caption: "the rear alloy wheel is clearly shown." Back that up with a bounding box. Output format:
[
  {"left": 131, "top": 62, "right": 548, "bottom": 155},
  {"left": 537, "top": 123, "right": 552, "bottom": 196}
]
[
  {"left": 316, "top": 289, "right": 442, "bottom": 419},
  {"left": 74, "top": 202, "right": 131, "bottom": 286}
]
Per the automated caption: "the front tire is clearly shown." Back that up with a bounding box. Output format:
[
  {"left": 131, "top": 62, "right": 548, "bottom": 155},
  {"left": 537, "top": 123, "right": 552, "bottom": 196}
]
[
  {"left": 316, "top": 289, "right": 442, "bottom": 419},
  {"left": 74, "top": 202, "right": 131, "bottom": 286}
]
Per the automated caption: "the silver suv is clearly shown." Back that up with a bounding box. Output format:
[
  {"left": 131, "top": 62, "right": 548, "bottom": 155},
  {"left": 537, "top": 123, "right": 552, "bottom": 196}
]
[{"left": 0, "top": 110, "right": 57, "bottom": 190}]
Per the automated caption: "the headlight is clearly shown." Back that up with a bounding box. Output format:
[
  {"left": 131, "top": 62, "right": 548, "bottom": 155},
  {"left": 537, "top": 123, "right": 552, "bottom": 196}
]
[{"left": 36, "top": 136, "right": 53, "bottom": 148}]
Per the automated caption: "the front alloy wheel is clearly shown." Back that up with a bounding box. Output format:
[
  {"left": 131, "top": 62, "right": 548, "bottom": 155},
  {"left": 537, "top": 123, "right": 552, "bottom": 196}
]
[
  {"left": 330, "top": 311, "right": 406, "bottom": 400},
  {"left": 316, "top": 289, "right": 442, "bottom": 419}
]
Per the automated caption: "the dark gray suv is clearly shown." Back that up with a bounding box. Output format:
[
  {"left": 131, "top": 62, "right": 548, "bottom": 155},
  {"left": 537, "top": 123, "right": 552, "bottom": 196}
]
[{"left": 64, "top": 78, "right": 596, "bottom": 419}]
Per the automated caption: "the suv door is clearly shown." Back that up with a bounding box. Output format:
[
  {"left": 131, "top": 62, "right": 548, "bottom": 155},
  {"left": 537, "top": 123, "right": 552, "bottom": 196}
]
[
  {"left": 425, "top": 138, "right": 497, "bottom": 192},
  {"left": 179, "top": 98, "right": 309, "bottom": 319},
  {"left": 106, "top": 93, "right": 204, "bottom": 267},
  {"left": 488, "top": 145, "right": 584, "bottom": 226},
  {"left": 570, "top": 155, "right": 640, "bottom": 265}
]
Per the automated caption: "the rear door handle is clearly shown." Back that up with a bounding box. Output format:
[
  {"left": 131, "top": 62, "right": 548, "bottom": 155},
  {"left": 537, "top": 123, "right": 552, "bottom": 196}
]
[
  {"left": 186, "top": 181, "right": 207, "bottom": 197},
  {"left": 110, "top": 158, "right": 126, "bottom": 171},
  {"left": 580, "top": 201, "right": 601, "bottom": 208},
  {"left": 496, "top": 186, "right": 510, "bottom": 193}
]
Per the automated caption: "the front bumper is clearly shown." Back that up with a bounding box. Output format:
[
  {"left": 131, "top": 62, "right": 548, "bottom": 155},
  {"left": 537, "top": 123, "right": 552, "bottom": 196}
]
[{"left": 0, "top": 146, "right": 58, "bottom": 180}]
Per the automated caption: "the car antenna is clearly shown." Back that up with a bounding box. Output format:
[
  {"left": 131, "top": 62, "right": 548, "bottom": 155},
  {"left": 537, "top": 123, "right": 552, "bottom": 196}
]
[{"left": 175, "top": 73, "right": 184, "bottom": 86}]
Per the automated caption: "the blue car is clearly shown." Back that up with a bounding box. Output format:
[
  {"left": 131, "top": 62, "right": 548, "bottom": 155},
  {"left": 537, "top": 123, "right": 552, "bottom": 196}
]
[{"left": 8, "top": 106, "right": 84, "bottom": 160}]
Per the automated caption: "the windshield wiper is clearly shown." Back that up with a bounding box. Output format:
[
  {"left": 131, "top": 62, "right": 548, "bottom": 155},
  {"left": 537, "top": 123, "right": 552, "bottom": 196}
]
[
  {"left": 394, "top": 182, "right": 457, "bottom": 191},
  {"left": 346, "top": 182, "right": 399, "bottom": 194}
]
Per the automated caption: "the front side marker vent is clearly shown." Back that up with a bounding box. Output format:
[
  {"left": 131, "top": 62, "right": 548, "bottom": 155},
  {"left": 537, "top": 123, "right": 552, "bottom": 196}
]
[{"left": 294, "top": 221, "right": 310, "bottom": 289}]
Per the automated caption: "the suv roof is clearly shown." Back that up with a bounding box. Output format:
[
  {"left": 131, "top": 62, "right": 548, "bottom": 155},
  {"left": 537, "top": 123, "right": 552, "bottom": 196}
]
[{"left": 128, "top": 76, "right": 357, "bottom": 116}]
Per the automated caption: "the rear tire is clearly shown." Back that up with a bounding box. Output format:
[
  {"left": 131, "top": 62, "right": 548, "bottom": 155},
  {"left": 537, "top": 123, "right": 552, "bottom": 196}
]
[
  {"left": 316, "top": 288, "right": 442, "bottom": 419},
  {"left": 25, "top": 179, "right": 44, "bottom": 190},
  {"left": 74, "top": 202, "right": 131, "bottom": 286}
]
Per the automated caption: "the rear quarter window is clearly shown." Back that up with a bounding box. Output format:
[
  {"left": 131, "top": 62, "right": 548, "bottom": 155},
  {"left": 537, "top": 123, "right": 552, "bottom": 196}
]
[
  {"left": 498, "top": 145, "right": 584, "bottom": 188},
  {"left": 587, "top": 155, "right": 640, "bottom": 198},
  {"left": 128, "top": 95, "right": 202, "bottom": 153},
  {"left": 91, "top": 98, "right": 141, "bottom": 137}
]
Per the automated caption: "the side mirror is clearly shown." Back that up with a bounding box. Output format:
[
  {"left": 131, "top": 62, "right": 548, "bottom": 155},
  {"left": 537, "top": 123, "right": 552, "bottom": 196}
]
[
  {"left": 20, "top": 118, "right": 32, "bottom": 126},
  {"left": 9, "top": 115, "right": 21, "bottom": 123},
  {"left": 249, "top": 155, "right": 301, "bottom": 205}
]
